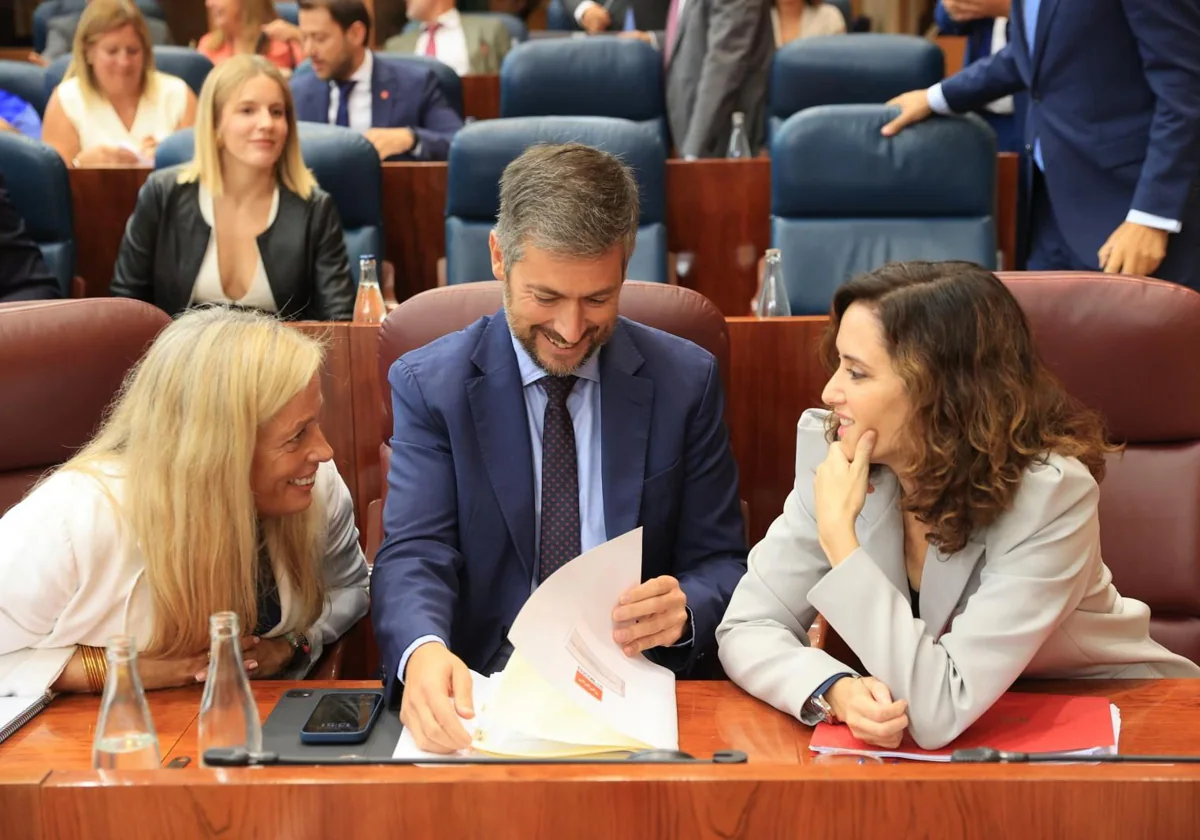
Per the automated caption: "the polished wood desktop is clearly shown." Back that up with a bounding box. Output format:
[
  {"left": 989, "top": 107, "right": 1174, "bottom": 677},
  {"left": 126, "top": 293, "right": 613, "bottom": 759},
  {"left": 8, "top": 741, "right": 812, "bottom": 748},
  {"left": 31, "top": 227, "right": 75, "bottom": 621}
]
[
  {"left": 3, "top": 680, "right": 1199, "bottom": 839},
  {"left": 66, "top": 154, "right": 1020, "bottom": 319}
]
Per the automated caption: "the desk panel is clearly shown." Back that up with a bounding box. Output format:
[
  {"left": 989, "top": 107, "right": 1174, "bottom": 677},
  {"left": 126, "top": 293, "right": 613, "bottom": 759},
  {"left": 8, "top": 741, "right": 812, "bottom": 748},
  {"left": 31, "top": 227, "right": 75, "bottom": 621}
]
[{"left": 35, "top": 680, "right": 1200, "bottom": 840}]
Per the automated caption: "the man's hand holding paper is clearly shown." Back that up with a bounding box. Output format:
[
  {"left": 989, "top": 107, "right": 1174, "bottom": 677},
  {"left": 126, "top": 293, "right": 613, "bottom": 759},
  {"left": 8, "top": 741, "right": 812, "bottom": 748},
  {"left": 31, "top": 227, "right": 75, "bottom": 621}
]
[
  {"left": 612, "top": 575, "right": 689, "bottom": 656},
  {"left": 400, "top": 642, "right": 475, "bottom": 753}
]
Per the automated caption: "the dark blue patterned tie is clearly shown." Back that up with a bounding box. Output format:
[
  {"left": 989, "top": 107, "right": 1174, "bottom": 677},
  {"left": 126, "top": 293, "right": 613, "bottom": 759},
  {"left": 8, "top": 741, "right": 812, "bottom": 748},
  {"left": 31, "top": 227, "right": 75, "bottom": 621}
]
[
  {"left": 334, "top": 79, "right": 356, "bottom": 127},
  {"left": 538, "top": 375, "right": 580, "bottom": 582}
]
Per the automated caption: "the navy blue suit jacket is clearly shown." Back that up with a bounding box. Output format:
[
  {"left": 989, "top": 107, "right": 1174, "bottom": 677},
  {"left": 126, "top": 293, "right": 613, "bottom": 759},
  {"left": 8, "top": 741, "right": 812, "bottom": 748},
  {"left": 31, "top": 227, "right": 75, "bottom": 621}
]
[
  {"left": 370, "top": 312, "right": 748, "bottom": 703},
  {"left": 941, "top": 0, "right": 1200, "bottom": 281},
  {"left": 289, "top": 52, "right": 462, "bottom": 161},
  {"left": 934, "top": 4, "right": 1023, "bottom": 153}
]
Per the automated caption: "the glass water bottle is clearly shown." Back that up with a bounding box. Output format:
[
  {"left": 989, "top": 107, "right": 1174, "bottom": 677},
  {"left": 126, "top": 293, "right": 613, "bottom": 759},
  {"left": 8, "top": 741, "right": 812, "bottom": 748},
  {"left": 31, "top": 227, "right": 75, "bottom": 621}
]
[
  {"left": 727, "top": 112, "right": 752, "bottom": 159},
  {"left": 92, "top": 635, "right": 162, "bottom": 769},
  {"left": 197, "top": 612, "right": 262, "bottom": 766},
  {"left": 353, "top": 255, "right": 387, "bottom": 325},
  {"left": 755, "top": 248, "right": 791, "bottom": 317}
]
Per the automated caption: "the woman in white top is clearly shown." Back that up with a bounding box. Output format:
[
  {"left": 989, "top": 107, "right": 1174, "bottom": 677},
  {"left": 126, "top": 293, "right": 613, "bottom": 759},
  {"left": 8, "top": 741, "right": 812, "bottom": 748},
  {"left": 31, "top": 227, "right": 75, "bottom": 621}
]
[
  {"left": 43, "top": 0, "right": 197, "bottom": 168},
  {"left": 773, "top": 0, "right": 848, "bottom": 45},
  {"left": 111, "top": 55, "right": 355, "bottom": 320},
  {"left": 0, "top": 307, "right": 370, "bottom": 696}
]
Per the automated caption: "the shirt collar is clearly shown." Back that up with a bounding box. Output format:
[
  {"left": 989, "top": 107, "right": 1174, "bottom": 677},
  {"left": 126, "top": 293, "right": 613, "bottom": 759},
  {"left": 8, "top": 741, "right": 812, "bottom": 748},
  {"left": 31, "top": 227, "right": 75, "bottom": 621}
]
[
  {"left": 334, "top": 48, "right": 373, "bottom": 90},
  {"left": 509, "top": 330, "right": 602, "bottom": 387},
  {"left": 433, "top": 8, "right": 462, "bottom": 29}
]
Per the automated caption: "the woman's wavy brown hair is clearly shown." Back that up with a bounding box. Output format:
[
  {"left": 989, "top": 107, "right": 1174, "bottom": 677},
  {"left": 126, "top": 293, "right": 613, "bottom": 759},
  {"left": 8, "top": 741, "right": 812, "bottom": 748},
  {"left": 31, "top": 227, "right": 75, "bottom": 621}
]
[{"left": 820, "top": 261, "right": 1119, "bottom": 554}]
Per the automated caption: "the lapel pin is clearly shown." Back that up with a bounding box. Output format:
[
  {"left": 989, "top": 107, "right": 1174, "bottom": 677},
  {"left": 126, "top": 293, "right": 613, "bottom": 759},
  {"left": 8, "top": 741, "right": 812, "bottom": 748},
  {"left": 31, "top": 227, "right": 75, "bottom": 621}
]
[{"left": 381, "top": 90, "right": 389, "bottom": 100}]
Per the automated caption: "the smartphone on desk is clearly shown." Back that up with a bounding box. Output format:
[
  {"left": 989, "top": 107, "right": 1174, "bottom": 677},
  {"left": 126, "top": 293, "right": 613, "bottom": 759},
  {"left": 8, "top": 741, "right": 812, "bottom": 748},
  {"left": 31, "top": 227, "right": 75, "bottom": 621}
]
[{"left": 299, "top": 691, "right": 384, "bottom": 745}]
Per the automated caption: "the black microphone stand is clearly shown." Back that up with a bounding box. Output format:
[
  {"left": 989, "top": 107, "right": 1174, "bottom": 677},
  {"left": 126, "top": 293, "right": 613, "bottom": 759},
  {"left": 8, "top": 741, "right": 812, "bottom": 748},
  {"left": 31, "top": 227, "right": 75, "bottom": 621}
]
[
  {"left": 952, "top": 747, "right": 1200, "bottom": 764},
  {"left": 202, "top": 747, "right": 749, "bottom": 767}
]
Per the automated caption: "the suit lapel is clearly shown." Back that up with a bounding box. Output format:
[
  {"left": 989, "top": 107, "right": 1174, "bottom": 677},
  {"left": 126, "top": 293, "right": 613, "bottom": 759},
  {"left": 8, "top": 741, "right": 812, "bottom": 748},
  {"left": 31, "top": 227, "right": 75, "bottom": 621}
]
[
  {"left": 854, "top": 470, "right": 910, "bottom": 598},
  {"left": 666, "top": 0, "right": 694, "bottom": 68},
  {"left": 920, "top": 540, "right": 985, "bottom": 641},
  {"left": 369, "top": 52, "right": 391, "bottom": 128},
  {"left": 466, "top": 314, "right": 537, "bottom": 580},
  {"left": 1030, "top": 0, "right": 1061, "bottom": 81},
  {"left": 461, "top": 16, "right": 483, "bottom": 74},
  {"left": 600, "top": 321, "right": 653, "bottom": 541}
]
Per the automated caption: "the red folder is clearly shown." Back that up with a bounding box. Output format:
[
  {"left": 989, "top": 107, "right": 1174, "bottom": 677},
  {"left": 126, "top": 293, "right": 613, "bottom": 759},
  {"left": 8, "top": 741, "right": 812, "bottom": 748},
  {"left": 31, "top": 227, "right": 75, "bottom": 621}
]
[{"left": 809, "top": 692, "right": 1119, "bottom": 761}]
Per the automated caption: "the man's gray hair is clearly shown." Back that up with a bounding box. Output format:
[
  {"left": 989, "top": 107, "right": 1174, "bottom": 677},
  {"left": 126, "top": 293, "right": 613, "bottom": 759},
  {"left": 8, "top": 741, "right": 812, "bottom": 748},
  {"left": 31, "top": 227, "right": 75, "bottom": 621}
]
[{"left": 494, "top": 143, "right": 641, "bottom": 275}]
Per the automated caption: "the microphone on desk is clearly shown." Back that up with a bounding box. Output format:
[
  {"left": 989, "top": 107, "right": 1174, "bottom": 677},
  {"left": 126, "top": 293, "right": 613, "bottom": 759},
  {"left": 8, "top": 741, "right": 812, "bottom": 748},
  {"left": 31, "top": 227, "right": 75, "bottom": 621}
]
[
  {"left": 201, "top": 747, "right": 750, "bottom": 767},
  {"left": 951, "top": 747, "right": 1200, "bottom": 764}
]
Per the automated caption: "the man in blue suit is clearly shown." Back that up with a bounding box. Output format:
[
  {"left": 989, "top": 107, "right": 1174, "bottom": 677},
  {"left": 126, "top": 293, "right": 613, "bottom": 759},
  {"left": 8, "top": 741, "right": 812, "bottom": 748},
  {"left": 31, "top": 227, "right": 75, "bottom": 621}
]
[
  {"left": 934, "top": 0, "right": 1023, "bottom": 153},
  {"left": 884, "top": 0, "right": 1200, "bottom": 287},
  {"left": 370, "top": 143, "right": 748, "bottom": 753},
  {"left": 291, "top": 0, "right": 462, "bottom": 161}
]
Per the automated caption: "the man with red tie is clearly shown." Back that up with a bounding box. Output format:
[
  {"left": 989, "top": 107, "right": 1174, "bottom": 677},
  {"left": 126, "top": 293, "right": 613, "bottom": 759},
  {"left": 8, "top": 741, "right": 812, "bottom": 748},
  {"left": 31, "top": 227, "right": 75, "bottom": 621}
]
[
  {"left": 383, "top": 0, "right": 514, "bottom": 76},
  {"left": 292, "top": 0, "right": 463, "bottom": 160}
]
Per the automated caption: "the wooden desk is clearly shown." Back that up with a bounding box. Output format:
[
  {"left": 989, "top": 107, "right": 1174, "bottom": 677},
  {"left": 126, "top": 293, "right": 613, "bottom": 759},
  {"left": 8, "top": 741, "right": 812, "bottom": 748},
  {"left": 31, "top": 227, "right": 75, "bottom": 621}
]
[{"left": 4, "top": 680, "right": 1199, "bottom": 839}]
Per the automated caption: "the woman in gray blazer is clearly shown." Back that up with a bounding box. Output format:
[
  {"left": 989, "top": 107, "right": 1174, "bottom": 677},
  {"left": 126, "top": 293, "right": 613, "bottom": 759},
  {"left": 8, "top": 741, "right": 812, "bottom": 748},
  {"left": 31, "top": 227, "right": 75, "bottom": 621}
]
[{"left": 716, "top": 261, "right": 1200, "bottom": 750}]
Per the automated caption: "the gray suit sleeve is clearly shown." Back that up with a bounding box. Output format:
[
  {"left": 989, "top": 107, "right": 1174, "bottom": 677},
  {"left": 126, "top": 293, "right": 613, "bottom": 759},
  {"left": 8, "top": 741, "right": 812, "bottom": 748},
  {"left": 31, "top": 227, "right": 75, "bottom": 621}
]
[
  {"left": 42, "top": 22, "right": 72, "bottom": 62},
  {"left": 680, "top": 0, "right": 771, "bottom": 159},
  {"left": 716, "top": 411, "right": 860, "bottom": 719}
]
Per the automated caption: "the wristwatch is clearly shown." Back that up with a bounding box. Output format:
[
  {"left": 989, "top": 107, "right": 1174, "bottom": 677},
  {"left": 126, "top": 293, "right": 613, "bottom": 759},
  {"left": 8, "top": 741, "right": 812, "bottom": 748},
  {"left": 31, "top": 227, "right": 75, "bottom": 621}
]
[{"left": 806, "top": 690, "right": 839, "bottom": 725}]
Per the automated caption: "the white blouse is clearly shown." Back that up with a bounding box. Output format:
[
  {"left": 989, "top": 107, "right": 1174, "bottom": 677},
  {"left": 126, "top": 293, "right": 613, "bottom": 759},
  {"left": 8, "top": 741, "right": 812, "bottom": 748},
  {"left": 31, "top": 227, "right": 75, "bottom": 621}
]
[
  {"left": 189, "top": 185, "right": 281, "bottom": 312},
  {"left": 57, "top": 71, "right": 189, "bottom": 156},
  {"left": 771, "top": 4, "right": 848, "bottom": 45},
  {"left": 0, "top": 460, "right": 369, "bottom": 696}
]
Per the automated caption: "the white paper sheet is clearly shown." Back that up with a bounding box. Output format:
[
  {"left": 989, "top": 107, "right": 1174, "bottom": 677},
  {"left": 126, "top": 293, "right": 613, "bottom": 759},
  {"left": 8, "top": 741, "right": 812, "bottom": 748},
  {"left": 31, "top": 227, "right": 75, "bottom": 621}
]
[{"left": 391, "top": 671, "right": 496, "bottom": 761}]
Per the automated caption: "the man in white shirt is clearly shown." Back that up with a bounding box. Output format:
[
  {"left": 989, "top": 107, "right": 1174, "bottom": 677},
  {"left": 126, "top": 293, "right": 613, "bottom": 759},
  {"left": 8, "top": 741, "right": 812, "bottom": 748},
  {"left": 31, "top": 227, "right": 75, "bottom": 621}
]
[
  {"left": 565, "top": 0, "right": 668, "bottom": 34},
  {"left": 293, "top": 0, "right": 463, "bottom": 161},
  {"left": 384, "top": 0, "right": 512, "bottom": 76}
]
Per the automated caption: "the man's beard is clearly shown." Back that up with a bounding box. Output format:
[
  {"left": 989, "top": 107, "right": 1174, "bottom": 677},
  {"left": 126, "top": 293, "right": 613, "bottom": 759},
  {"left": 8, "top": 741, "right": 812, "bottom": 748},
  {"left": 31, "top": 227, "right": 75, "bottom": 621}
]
[{"left": 517, "top": 324, "right": 605, "bottom": 377}]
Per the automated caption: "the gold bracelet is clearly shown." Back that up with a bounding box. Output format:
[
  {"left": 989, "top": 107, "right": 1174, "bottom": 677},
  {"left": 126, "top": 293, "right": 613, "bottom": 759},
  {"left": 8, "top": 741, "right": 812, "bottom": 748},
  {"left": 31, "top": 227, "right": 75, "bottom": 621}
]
[{"left": 80, "top": 645, "right": 107, "bottom": 694}]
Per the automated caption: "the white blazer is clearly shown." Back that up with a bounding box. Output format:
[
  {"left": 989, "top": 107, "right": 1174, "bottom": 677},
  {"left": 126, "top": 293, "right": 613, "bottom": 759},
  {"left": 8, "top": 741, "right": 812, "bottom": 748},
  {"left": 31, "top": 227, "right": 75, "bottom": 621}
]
[
  {"left": 0, "top": 460, "right": 369, "bottom": 696},
  {"left": 716, "top": 410, "right": 1199, "bottom": 749}
]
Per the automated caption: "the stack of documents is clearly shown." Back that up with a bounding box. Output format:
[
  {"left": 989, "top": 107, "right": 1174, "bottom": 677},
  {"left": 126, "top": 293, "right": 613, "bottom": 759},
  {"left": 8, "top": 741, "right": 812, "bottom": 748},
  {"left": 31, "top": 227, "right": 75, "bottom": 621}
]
[
  {"left": 809, "top": 692, "right": 1121, "bottom": 762},
  {"left": 394, "top": 528, "right": 679, "bottom": 760}
]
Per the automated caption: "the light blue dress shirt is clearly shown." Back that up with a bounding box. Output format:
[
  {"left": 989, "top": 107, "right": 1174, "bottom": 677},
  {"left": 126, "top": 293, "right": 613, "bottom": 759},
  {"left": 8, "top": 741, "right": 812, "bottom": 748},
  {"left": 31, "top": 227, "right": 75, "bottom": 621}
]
[{"left": 924, "top": 0, "right": 1180, "bottom": 233}]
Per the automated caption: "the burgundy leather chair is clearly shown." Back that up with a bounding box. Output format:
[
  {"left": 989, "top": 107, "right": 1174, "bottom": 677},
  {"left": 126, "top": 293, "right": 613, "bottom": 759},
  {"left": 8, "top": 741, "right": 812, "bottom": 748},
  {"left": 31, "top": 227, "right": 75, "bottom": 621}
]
[
  {"left": 815, "top": 272, "right": 1200, "bottom": 670},
  {"left": 365, "top": 281, "right": 732, "bottom": 562},
  {"left": 0, "top": 298, "right": 169, "bottom": 515}
]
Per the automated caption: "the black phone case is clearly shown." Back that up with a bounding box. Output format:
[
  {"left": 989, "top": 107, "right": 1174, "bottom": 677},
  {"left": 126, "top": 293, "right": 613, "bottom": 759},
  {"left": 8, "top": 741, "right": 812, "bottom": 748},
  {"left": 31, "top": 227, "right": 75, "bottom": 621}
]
[{"left": 262, "top": 689, "right": 403, "bottom": 759}]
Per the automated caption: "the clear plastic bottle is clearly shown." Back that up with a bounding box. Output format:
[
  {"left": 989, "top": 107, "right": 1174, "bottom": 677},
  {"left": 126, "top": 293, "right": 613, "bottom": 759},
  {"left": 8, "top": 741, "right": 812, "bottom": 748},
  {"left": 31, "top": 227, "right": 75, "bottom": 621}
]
[
  {"left": 353, "top": 255, "right": 387, "bottom": 325},
  {"left": 755, "top": 248, "right": 791, "bottom": 317},
  {"left": 197, "top": 612, "right": 262, "bottom": 766},
  {"left": 92, "top": 635, "right": 162, "bottom": 769}
]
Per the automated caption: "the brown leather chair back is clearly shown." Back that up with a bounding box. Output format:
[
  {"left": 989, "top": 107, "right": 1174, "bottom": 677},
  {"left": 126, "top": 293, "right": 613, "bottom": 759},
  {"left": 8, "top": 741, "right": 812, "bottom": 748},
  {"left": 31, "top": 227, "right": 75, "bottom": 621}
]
[
  {"left": 999, "top": 272, "right": 1200, "bottom": 662},
  {"left": 377, "top": 281, "right": 730, "bottom": 440},
  {"left": 0, "top": 299, "right": 170, "bottom": 514}
]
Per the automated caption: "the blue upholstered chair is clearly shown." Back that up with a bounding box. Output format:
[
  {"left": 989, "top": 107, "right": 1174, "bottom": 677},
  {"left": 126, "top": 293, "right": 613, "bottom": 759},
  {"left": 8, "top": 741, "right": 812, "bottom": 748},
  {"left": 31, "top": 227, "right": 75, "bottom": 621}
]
[
  {"left": 33, "top": 0, "right": 165, "bottom": 53},
  {"left": 445, "top": 116, "right": 668, "bottom": 285},
  {"left": 771, "top": 104, "right": 996, "bottom": 315},
  {"left": 275, "top": 2, "right": 300, "bottom": 24},
  {"left": 499, "top": 38, "right": 667, "bottom": 148},
  {"left": 766, "top": 34, "right": 944, "bottom": 143},
  {"left": 154, "top": 123, "right": 383, "bottom": 285},
  {"left": 546, "top": 0, "right": 576, "bottom": 30},
  {"left": 293, "top": 54, "right": 465, "bottom": 117},
  {"left": 45, "top": 47, "right": 213, "bottom": 98},
  {"left": 0, "top": 133, "right": 76, "bottom": 296},
  {"left": 0, "top": 61, "right": 49, "bottom": 116},
  {"left": 402, "top": 12, "right": 529, "bottom": 43}
]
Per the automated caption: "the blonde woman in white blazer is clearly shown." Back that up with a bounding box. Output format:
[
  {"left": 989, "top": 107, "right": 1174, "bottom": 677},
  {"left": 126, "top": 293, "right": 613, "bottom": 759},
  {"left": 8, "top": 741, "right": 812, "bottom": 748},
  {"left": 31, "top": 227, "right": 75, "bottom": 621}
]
[
  {"left": 0, "top": 307, "right": 369, "bottom": 697},
  {"left": 716, "top": 262, "right": 1199, "bottom": 751}
]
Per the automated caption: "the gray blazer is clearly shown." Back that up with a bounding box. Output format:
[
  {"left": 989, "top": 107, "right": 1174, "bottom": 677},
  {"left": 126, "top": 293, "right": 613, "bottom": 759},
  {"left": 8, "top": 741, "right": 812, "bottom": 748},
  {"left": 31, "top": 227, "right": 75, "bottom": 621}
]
[
  {"left": 656, "top": 0, "right": 773, "bottom": 159},
  {"left": 717, "top": 410, "right": 1199, "bottom": 749}
]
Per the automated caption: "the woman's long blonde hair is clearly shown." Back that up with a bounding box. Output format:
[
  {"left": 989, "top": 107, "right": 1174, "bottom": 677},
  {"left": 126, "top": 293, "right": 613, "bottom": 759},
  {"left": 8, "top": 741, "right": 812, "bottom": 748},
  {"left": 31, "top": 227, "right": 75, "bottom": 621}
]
[
  {"left": 66, "top": 0, "right": 157, "bottom": 103},
  {"left": 177, "top": 54, "right": 315, "bottom": 198},
  {"left": 63, "top": 307, "right": 328, "bottom": 657},
  {"left": 207, "top": 0, "right": 281, "bottom": 51}
]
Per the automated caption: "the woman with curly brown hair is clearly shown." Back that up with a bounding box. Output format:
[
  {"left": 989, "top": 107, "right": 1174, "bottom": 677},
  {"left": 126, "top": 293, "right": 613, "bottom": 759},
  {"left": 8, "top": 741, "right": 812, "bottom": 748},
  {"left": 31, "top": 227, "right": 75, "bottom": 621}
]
[{"left": 716, "top": 261, "right": 1199, "bottom": 751}]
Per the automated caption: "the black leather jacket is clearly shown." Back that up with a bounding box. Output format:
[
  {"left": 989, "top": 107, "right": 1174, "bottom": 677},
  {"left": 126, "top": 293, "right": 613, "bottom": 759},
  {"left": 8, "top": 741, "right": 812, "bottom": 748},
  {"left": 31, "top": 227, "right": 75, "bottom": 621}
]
[{"left": 111, "top": 167, "right": 355, "bottom": 321}]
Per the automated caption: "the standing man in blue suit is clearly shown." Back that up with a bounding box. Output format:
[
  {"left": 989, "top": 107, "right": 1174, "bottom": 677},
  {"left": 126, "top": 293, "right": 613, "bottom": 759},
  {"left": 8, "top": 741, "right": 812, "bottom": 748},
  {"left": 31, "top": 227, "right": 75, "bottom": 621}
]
[
  {"left": 291, "top": 0, "right": 463, "bottom": 161},
  {"left": 371, "top": 143, "right": 748, "bottom": 754},
  {"left": 884, "top": 0, "right": 1200, "bottom": 287},
  {"left": 934, "top": 1, "right": 1023, "bottom": 153}
]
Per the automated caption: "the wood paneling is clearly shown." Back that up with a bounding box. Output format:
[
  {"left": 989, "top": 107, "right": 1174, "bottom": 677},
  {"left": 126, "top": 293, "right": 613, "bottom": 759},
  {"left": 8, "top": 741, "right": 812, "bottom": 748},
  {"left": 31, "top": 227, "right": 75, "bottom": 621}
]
[
  {"left": 69, "top": 167, "right": 150, "bottom": 299},
  {"left": 936, "top": 35, "right": 968, "bottom": 77},
  {"left": 666, "top": 158, "right": 772, "bottom": 318},
  {"left": 997, "top": 152, "right": 1020, "bottom": 271},
  {"left": 381, "top": 163, "right": 448, "bottom": 301},
  {"left": 726, "top": 317, "right": 829, "bottom": 543},
  {"left": 462, "top": 74, "right": 501, "bottom": 122},
  {"left": 26, "top": 680, "right": 1200, "bottom": 840},
  {"left": 349, "top": 323, "right": 387, "bottom": 533},
  {"left": 0, "top": 770, "right": 45, "bottom": 840}
]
